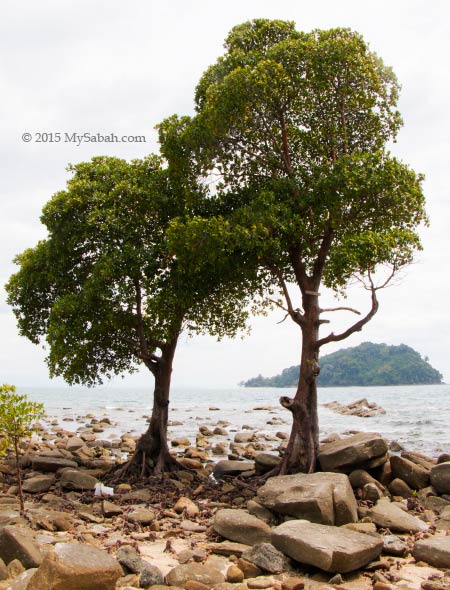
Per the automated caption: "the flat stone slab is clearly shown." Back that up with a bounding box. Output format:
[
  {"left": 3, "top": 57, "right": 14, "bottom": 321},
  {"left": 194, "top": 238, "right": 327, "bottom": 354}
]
[
  {"left": 257, "top": 472, "right": 357, "bottom": 525},
  {"left": 413, "top": 536, "right": 450, "bottom": 568},
  {"left": 361, "top": 498, "right": 428, "bottom": 533},
  {"left": 272, "top": 520, "right": 382, "bottom": 573},
  {"left": 213, "top": 460, "right": 255, "bottom": 477},
  {"left": 213, "top": 509, "right": 271, "bottom": 546},
  {"left": 31, "top": 456, "right": 78, "bottom": 472},
  {"left": 318, "top": 432, "right": 388, "bottom": 472}
]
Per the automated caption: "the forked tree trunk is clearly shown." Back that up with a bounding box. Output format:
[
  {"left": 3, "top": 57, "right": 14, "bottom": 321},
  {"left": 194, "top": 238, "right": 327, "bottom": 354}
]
[
  {"left": 110, "top": 333, "right": 180, "bottom": 482},
  {"left": 279, "top": 294, "right": 320, "bottom": 474}
]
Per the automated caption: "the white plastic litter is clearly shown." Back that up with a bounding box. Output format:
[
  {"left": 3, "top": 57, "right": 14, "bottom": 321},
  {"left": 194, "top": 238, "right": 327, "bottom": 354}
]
[{"left": 94, "top": 483, "right": 114, "bottom": 497}]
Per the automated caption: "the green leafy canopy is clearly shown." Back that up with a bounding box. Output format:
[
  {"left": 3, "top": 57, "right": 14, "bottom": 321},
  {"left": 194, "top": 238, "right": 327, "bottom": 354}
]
[
  {"left": 165, "top": 20, "right": 427, "bottom": 299},
  {"left": 6, "top": 155, "right": 258, "bottom": 386}
]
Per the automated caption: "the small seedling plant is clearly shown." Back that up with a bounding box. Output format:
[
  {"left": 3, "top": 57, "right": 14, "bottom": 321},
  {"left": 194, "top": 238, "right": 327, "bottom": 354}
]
[{"left": 0, "top": 385, "right": 45, "bottom": 512}]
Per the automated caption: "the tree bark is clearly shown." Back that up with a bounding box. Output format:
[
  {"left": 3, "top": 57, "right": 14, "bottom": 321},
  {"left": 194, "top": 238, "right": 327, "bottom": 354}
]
[
  {"left": 110, "top": 332, "right": 181, "bottom": 482},
  {"left": 279, "top": 293, "right": 320, "bottom": 474}
]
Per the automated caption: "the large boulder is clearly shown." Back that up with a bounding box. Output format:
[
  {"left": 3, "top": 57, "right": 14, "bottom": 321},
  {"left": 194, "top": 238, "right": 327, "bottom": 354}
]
[
  {"left": 413, "top": 536, "right": 450, "bottom": 568},
  {"left": 0, "top": 526, "right": 42, "bottom": 568},
  {"left": 271, "top": 520, "right": 382, "bottom": 573},
  {"left": 213, "top": 461, "right": 255, "bottom": 478},
  {"left": 318, "top": 432, "right": 388, "bottom": 472},
  {"left": 31, "top": 456, "right": 78, "bottom": 472},
  {"left": 165, "top": 563, "right": 225, "bottom": 588},
  {"left": 59, "top": 469, "right": 98, "bottom": 491},
  {"left": 213, "top": 509, "right": 271, "bottom": 546},
  {"left": 390, "top": 455, "right": 430, "bottom": 490},
  {"left": 257, "top": 472, "right": 357, "bottom": 525},
  {"left": 430, "top": 461, "right": 450, "bottom": 494},
  {"left": 360, "top": 498, "right": 428, "bottom": 533},
  {"left": 28, "top": 542, "right": 122, "bottom": 590}
]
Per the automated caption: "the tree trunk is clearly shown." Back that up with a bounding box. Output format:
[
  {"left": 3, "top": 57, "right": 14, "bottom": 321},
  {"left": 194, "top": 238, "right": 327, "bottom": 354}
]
[
  {"left": 279, "top": 294, "right": 320, "bottom": 474},
  {"left": 110, "top": 333, "right": 180, "bottom": 482}
]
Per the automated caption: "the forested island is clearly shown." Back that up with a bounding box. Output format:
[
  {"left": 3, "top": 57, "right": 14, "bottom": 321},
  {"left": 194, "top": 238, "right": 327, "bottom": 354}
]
[{"left": 242, "top": 342, "right": 443, "bottom": 387}]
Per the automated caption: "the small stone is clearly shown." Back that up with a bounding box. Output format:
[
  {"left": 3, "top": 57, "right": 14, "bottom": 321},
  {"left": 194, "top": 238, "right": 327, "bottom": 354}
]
[
  {"left": 0, "top": 558, "right": 7, "bottom": 581},
  {"left": 0, "top": 526, "right": 42, "bottom": 569},
  {"left": 184, "top": 581, "right": 209, "bottom": 590},
  {"left": 7, "top": 559, "right": 25, "bottom": 578},
  {"left": 242, "top": 543, "right": 291, "bottom": 574},
  {"left": 246, "top": 577, "right": 274, "bottom": 589},
  {"left": 127, "top": 508, "right": 155, "bottom": 525},
  {"left": 328, "top": 573, "right": 343, "bottom": 584},
  {"left": 237, "top": 558, "right": 263, "bottom": 579},
  {"left": 282, "top": 577, "right": 305, "bottom": 590},
  {"left": 226, "top": 565, "right": 244, "bottom": 583},
  {"left": 174, "top": 497, "right": 200, "bottom": 518}
]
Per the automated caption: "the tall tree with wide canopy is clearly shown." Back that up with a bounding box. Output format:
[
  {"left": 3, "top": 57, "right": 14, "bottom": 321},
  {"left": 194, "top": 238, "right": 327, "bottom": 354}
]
[
  {"left": 166, "top": 20, "right": 428, "bottom": 474},
  {"left": 6, "top": 155, "right": 255, "bottom": 477}
]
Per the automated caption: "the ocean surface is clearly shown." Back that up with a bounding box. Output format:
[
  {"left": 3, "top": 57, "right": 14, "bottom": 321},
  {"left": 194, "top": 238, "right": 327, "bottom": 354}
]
[{"left": 19, "top": 384, "right": 450, "bottom": 458}]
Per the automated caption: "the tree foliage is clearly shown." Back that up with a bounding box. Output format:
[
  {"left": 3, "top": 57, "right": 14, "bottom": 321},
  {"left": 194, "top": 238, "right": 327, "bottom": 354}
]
[
  {"left": 0, "top": 384, "right": 45, "bottom": 511},
  {"left": 242, "top": 343, "right": 443, "bottom": 387},
  {"left": 6, "top": 155, "right": 254, "bottom": 386}
]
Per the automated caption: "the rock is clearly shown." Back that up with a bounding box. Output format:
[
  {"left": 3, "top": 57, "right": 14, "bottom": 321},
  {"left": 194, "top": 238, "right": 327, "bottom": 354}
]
[
  {"left": 236, "top": 558, "right": 263, "bottom": 579},
  {"left": 171, "top": 437, "right": 191, "bottom": 447},
  {"left": 341, "top": 522, "right": 377, "bottom": 535},
  {"left": 254, "top": 454, "right": 281, "bottom": 475},
  {"left": 430, "top": 462, "right": 450, "bottom": 494},
  {"left": 127, "top": 508, "right": 155, "bottom": 525},
  {"left": 174, "top": 497, "right": 199, "bottom": 518},
  {"left": 272, "top": 520, "right": 383, "bottom": 573},
  {"left": 281, "top": 577, "right": 305, "bottom": 590},
  {"left": 382, "top": 535, "right": 408, "bottom": 557},
  {"left": 271, "top": 520, "right": 383, "bottom": 573},
  {"left": 241, "top": 543, "right": 291, "bottom": 574},
  {"left": 59, "top": 469, "right": 98, "bottom": 491},
  {"left": 28, "top": 542, "right": 122, "bottom": 590},
  {"left": 205, "top": 542, "right": 251, "bottom": 557},
  {"left": 8, "top": 568, "right": 38, "bottom": 590},
  {"left": 22, "top": 475, "right": 55, "bottom": 494},
  {"left": 213, "top": 461, "right": 255, "bottom": 478},
  {"left": 7, "top": 558, "right": 25, "bottom": 578},
  {"left": 213, "top": 509, "right": 271, "bottom": 545},
  {"left": 65, "top": 437, "right": 85, "bottom": 451},
  {"left": 102, "top": 501, "right": 123, "bottom": 517},
  {"left": 413, "top": 536, "right": 450, "bottom": 568},
  {"left": 246, "top": 577, "right": 274, "bottom": 589},
  {"left": 165, "top": 563, "right": 225, "bottom": 588},
  {"left": 349, "top": 469, "right": 383, "bottom": 490},
  {"left": 390, "top": 455, "right": 430, "bottom": 490},
  {"left": 247, "top": 500, "right": 275, "bottom": 524},
  {"left": 0, "top": 526, "right": 42, "bottom": 568},
  {"left": 437, "top": 453, "right": 450, "bottom": 464},
  {"left": 31, "top": 456, "right": 78, "bottom": 472},
  {"left": 117, "top": 545, "right": 163, "bottom": 588},
  {"left": 388, "top": 478, "right": 413, "bottom": 498},
  {"left": 234, "top": 433, "right": 256, "bottom": 443},
  {"left": 362, "top": 482, "right": 383, "bottom": 502},
  {"left": 257, "top": 472, "right": 357, "bottom": 525},
  {"left": 318, "top": 432, "right": 388, "bottom": 472},
  {"left": 0, "top": 558, "right": 7, "bottom": 581},
  {"left": 226, "top": 565, "right": 244, "bottom": 583},
  {"left": 360, "top": 498, "right": 428, "bottom": 533}
]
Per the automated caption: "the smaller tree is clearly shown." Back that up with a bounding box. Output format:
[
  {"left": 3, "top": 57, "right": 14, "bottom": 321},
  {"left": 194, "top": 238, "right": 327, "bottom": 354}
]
[{"left": 0, "top": 385, "right": 45, "bottom": 512}]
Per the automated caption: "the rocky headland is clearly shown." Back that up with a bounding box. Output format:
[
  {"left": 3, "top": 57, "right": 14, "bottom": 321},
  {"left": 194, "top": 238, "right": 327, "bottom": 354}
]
[{"left": 1, "top": 409, "right": 450, "bottom": 590}]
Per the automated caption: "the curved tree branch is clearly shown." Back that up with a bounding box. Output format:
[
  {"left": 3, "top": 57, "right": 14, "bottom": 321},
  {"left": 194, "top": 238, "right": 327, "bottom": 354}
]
[
  {"left": 320, "top": 306, "right": 361, "bottom": 315},
  {"left": 317, "top": 287, "right": 379, "bottom": 348}
]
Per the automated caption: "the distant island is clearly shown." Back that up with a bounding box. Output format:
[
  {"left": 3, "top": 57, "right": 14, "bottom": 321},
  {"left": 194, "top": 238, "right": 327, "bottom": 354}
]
[{"left": 242, "top": 342, "right": 443, "bottom": 387}]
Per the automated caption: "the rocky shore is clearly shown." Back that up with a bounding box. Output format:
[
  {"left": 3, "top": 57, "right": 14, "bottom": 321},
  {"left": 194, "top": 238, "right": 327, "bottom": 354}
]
[{"left": 1, "top": 409, "right": 450, "bottom": 590}]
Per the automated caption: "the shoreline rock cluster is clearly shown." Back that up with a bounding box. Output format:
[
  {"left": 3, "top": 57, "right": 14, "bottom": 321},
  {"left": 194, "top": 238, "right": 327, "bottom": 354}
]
[
  {"left": 322, "top": 399, "right": 386, "bottom": 418},
  {"left": 1, "top": 412, "right": 450, "bottom": 590}
]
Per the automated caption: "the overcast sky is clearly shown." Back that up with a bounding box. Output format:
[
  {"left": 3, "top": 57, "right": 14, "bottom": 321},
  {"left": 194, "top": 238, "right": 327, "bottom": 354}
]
[{"left": 1, "top": 0, "right": 449, "bottom": 389}]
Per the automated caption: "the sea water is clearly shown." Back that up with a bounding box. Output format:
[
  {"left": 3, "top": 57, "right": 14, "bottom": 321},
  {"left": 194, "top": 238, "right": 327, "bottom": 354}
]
[{"left": 19, "top": 384, "right": 450, "bottom": 457}]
